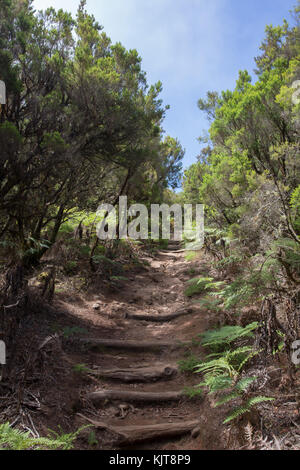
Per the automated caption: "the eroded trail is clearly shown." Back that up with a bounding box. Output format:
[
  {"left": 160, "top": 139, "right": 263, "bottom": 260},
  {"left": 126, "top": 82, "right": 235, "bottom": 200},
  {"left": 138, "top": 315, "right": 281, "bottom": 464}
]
[{"left": 58, "top": 243, "right": 224, "bottom": 450}]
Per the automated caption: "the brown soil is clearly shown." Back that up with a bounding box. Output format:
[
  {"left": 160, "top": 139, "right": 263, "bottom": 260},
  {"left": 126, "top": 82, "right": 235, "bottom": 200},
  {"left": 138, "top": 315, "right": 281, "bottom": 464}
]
[{"left": 1, "top": 246, "right": 230, "bottom": 450}]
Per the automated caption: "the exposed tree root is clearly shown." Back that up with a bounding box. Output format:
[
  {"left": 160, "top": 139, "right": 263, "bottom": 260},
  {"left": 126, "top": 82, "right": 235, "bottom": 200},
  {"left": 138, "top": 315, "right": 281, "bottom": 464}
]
[
  {"left": 86, "top": 389, "right": 184, "bottom": 404},
  {"left": 77, "top": 413, "right": 200, "bottom": 446},
  {"left": 159, "top": 249, "right": 186, "bottom": 254},
  {"left": 125, "top": 307, "right": 194, "bottom": 322},
  {"left": 80, "top": 338, "right": 190, "bottom": 351},
  {"left": 91, "top": 364, "right": 178, "bottom": 382}
]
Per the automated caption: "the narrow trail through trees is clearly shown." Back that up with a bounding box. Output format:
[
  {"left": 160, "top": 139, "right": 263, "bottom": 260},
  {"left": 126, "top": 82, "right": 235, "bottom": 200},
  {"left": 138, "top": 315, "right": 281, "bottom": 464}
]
[{"left": 71, "top": 243, "right": 224, "bottom": 450}]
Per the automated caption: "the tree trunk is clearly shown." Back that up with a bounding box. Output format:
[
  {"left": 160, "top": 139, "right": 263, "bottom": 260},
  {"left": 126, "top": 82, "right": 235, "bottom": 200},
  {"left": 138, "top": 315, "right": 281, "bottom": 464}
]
[
  {"left": 87, "top": 389, "right": 184, "bottom": 405},
  {"left": 77, "top": 414, "right": 201, "bottom": 446},
  {"left": 80, "top": 337, "right": 190, "bottom": 351},
  {"left": 91, "top": 364, "right": 178, "bottom": 382}
]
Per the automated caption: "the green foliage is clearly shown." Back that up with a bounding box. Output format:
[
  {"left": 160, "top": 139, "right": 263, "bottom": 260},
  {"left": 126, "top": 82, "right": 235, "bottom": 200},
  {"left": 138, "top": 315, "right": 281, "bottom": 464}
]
[
  {"left": 195, "top": 346, "right": 257, "bottom": 384},
  {"left": 222, "top": 396, "right": 274, "bottom": 424},
  {"left": 273, "top": 238, "right": 300, "bottom": 275},
  {"left": 185, "top": 251, "right": 198, "bottom": 262},
  {"left": 79, "top": 245, "right": 91, "bottom": 257},
  {"left": 109, "top": 276, "right": 128, "bottom": 282},
  {"left": 0, "top": 422, "right": 89, "bottom": 450},
  {"left": 214, "top": 377, "right": 257, "bottom": 406},
  {"left": 159, "top": 239, "right": 169, "bottom": 249},
  {"left": 192, "top": 320, "right": 272, "bottom": 424},
  {"left": 290, "top": 185, "right": 300, "bottom": 211},
  {"left": 197, "top": 295, "right": 223, "bottom": 312},
  {"left": 181, "top": 5, "right": 300, "bottom": 315},
  {"left": 181, "top": 4, "right": 298, "bottom": 429},
  {"left": 0, "top": 1, "right": 183, "bottom": 265},
  {"left": 217, "top": 270, "right": 273, "bottom": 309},
  {"left": 182, "top": 386, "right": 203, "bottom": 399},
  {"left": 199, "top": 323, "right": 259, "bottom": 349},
  {"left": 200, "top": 374, "right": 234, "bottom": 394},
  {"left": 73, "top": 363, "right": 91, "bottom": 374},
  {"left": 92, "top": 255, "right": 116, "bottom": 265},
  {"left": 59, "top": 223, "right": 75, "bottom": 236},
  {"left": 215, "top": 254, "right": 244, "bottom": 272},
  {"left": 184, "top": 277, "right": 223, "bottom": 297},
  {"left": 87, "top": 430, "right": 99, "bottom": 447},
  {"left": 178, "top": 354, "right": 200, "bottom": 372},
  {"left": 64, "top": 260, "right": 78, "bottom": 275}
]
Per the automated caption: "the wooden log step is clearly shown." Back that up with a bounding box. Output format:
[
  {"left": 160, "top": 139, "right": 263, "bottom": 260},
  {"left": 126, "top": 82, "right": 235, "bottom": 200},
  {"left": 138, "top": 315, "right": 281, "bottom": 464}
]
[
  {"left": 125, "top": 307, "right": 194, "bottom": 322},
  {"left": 77, "top": 414, "right": 200, "bottom": 446},
  {"left": 92, "top": 364, "right": 178, "bottom": 382},
  {"left": 160, "top": 249, "right": 186, "bottom": 254},
  {"left": 87, "top": 389, "right": 184, "bottom": 405},
  {"left": 80, "top": 338, "right": 190, "bottom": 351}
]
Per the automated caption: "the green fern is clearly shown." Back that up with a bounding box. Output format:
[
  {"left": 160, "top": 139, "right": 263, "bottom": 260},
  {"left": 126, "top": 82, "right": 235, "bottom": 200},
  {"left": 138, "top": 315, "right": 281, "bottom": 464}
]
[
  {"left": 183, "top": 386, "right": 203, "bottom": 399},
  {"left": 178, "top": 354, "right": 200, "bottom": 372},
  {"left": 213, "top": 374, "right": 274, "bottom": 424},
  {"left": 184, "top": 277, "right": 224, "bottom": 297},
  {"left": 223, "top": 396, "right": 274, "bottom": 424},
  {"left": 217, "top": 268, "right": 275, "bottom": 309},
  {"left": 214, "top": 376, "right": 257, "bottom": 407},
  {"left": 92, "top": 254, "right": 115, "bottom": 265},
  {"left": 246, "top": 396, "right": 274, "bottom": 407},
  {"left": 196, "top": 294, "right": 223, "bottom": 312},
  {"left": 109, "top": 276, "right": 128, "bottom": 282},
  {"left": 273, "top": 238, "right": 300, "bottom": 274},
  {"left": 0, "top": 422, "right": 89, "bottom": 450},
  {"left": 47, "top": 425, "right": 90, "bottom": 450},
  {"left": 198, "top": 374, "right": 233, "bottom": 394},
  {"left": 195, "top": 346, "right": 256, "bottom": 385},
  {"left": 223, "top": 405, "right": 251, "bottom": 424},
  {"left": 215, "top": 254, "right": 244, "bottom": 270},
  {"left": 87, "top": 430, "right": 99, "bottom": 447},
  {"left": 215, "top": 391, "right": 240, "bottom": 407},
  {"left": 73, "top": 363, "right": 92, "bottom": 374},
  {"left": 185, "top": 251, "right": 198, "bottom": 262},
  {"left": 235, "top": 376, "right": 257, "bottom": 392},
  {"left": 184, "top": 277, "right": 213, "bottom": 297},
  {"left": 200, "top": 323, "right": 259, "bottom": 349}
]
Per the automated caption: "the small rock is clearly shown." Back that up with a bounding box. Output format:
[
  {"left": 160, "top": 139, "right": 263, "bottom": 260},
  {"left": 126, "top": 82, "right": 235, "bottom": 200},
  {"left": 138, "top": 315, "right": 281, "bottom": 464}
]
[
  {"left": 92, "top": 303, "right": 100, "bottom": 310},
  {"left": 191, "top": 427, "right": 201, "bottom": 439}
]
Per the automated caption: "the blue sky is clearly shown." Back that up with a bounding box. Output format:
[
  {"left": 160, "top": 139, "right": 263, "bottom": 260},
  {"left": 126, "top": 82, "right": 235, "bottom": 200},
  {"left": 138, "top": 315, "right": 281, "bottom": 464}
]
[{"left": 34, "top": 0, "right": 296, "bottom": 177}]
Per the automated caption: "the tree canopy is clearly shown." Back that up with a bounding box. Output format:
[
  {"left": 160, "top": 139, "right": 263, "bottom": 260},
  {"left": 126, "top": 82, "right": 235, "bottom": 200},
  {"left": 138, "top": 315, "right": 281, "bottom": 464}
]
[{"left": 0, "top": 0, "right": 184, "bottom": 264}]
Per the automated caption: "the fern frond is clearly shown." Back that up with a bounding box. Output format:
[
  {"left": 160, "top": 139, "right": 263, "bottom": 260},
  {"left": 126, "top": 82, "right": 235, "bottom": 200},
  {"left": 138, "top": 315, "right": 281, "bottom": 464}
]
[
  {"left": 235, "top": 376, "right": 257, "bottom": 392},
  {"left": 198, "top": 374, "right": 233, "bottom": 393},
  {"left": 200, "top": 323, "right": 259, "bottom": 349},
  {"left": 214, "top": 392, "right": 240, "bottom": 407},
  {"left": 246, "top": 396, "right": 274, "bottom": 407},
  {"left": 223, "top": 405, "right": 250, "bottom": 424},
  {"left": 0, "top": 422, "right": 89, "bottom": 450},
  {"left": 184, "top": 277, "right": 215, "bottom": 297},
  {"left": 223, "top": 396, "right": 274, "bottom": 424}
]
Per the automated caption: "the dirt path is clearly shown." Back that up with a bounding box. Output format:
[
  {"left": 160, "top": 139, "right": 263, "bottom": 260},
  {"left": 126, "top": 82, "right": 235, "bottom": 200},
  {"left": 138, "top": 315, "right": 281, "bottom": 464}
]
[{"left": 51, "top": 243, "right": 225, "bottom": 450}]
